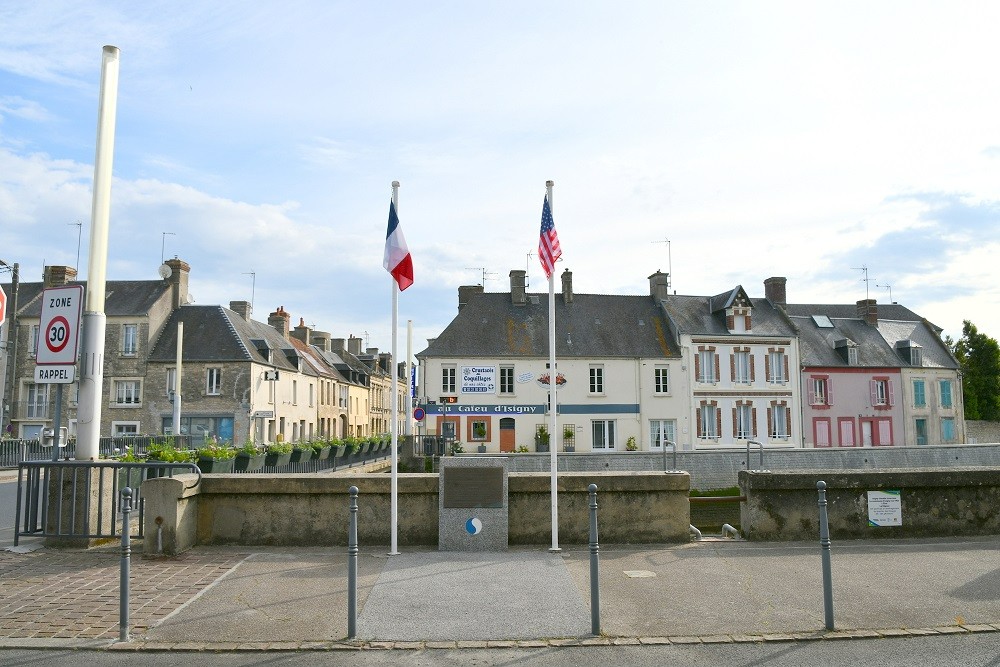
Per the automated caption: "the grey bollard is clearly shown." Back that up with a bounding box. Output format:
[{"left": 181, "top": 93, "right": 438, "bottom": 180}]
[
  {"left": 588, "top": 483, "right": 601, "bottom": 636},
  {"left": 347, "top": 486, "right": 359, "bottom": 639},
  {"left": 119, "top": 487, "right": 133, "bottom": 642},
  {"left": 817, "top": 481, "right": 835, "bottom": 630}
]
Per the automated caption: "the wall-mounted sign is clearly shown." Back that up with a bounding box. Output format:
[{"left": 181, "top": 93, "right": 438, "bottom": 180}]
[
  {"left": 461, "top": 366, "right": 496, "bottom": 394},
  {"left": 536, "top": 372, "right": 566, "bottom": 387},
  {"left": 422, "top": 403, "right": 546, "bottom": 415},
  {"left": 516, "top": 371, "right": 534, "bottom": 384},
  {"left": 867, "top": 490, "right": 902, "bottom": 527}
]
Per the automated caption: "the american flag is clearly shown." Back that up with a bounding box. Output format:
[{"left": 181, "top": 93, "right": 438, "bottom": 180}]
[{"left": 538, "top": 195, "right": 561, "bottom": 278}]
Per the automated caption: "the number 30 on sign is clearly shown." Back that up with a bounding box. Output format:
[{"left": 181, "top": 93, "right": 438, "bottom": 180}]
[{"left": 37, "top": 285, "right": 84, "bottom": 365}]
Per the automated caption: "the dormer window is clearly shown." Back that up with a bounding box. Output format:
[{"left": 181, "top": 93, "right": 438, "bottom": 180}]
[
  {"left": 895, "top": 340, "right": 923, "bottom": 367},
  {"left": 726, "top": 307, "right": 751, "bottom": 333},
  {"left": 835, "top": 338, "right": 858, "bottom": 365}
]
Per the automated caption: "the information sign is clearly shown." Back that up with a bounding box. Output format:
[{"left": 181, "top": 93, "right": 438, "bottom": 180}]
[
  {"left": 867, "top": 490, "right": 903, "bottom": 527},
  {"left": 37, "top": 285, "right": 84, "bottom": 365}
]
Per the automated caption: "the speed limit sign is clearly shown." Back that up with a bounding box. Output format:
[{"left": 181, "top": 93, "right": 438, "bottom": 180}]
[{"left": 37, "top": 285, "right": 84, "bottom": 365}]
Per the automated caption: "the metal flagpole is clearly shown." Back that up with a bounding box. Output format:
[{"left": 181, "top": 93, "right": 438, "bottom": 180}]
[
  {"left": 546, "top": 180, "right": 560, "bottom": 553},
  {"left": 389, "top": 181, "right": 401, "bottom": 556}
]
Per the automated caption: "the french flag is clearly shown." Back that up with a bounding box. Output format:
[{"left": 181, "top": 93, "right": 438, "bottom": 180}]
[{"left": 383, "top": 199, "right": 413, "bottom": 291}]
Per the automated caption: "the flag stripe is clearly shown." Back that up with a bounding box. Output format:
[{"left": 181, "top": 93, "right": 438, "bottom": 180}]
[
  {"left": 383, "top": 200, "right": 414, "bottom": 291},
  {"left": 538, "top": 195, "right": 561, "bottom": 278}
]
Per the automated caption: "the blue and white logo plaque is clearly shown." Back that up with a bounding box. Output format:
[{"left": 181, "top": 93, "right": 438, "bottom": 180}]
[{"left": 465, "top": 517, "right": 483, "bottom": 535}]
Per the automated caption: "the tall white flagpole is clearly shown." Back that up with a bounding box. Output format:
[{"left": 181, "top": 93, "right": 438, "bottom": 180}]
[
  {"left": 389, "top": 181, "right": 401, "bottom": 556},
  {"left": 546, "top": 180, "right": 560, "bottom": 553}
]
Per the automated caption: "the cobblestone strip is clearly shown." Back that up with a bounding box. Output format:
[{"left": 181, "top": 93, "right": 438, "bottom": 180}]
[{"left": 0, "top": 550, "right": 249, "bottom": 640}]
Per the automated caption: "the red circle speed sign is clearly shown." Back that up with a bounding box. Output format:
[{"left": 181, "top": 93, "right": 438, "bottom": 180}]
[{"left": 45, "top": 315, "right": 71, "bottom": 354}]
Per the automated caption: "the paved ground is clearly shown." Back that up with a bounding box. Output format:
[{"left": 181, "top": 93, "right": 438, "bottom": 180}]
[{"left": 0, "top": 535, "right": 998, "bottom": 651}]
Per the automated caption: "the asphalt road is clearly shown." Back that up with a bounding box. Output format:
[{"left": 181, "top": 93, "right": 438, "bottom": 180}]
[{"left": 2, "top": 633, "right": 1000, "bottom": 666}]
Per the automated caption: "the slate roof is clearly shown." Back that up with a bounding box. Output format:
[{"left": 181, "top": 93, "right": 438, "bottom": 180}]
[
  {"left": 662, "top": 295, "right": 797, "bottom": 338},
  {"left": 418, "top": 292, "right": 681, "bottom": 359},
  {"left": 1, "top": 279, "right": 171, "bottom": 319}
]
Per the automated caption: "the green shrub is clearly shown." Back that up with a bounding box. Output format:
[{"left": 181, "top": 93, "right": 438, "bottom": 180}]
[
  {"left": 265, "top": 442, "right": 293, "bottom": 455},
  {"left": 196, "top": 443, "right": 237, "bottom": 460}
]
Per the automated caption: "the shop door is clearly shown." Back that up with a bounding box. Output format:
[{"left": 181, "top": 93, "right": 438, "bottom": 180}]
[{"left": 499, "top": 418, "right": 516, "bottom": 453}]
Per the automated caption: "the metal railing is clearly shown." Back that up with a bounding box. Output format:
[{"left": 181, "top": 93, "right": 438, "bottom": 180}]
[{"left": 14, "top": 460, "right": 201, "bottom": 545}]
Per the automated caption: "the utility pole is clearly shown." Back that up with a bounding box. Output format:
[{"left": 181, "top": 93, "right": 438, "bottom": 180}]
[{"left": 0, "top": 261, "right": 19, "bottom": 437}]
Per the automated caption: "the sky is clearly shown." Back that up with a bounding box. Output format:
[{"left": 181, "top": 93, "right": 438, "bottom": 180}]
[{"left": 2, "top": 1, "right": 1000, "bottom": 355}]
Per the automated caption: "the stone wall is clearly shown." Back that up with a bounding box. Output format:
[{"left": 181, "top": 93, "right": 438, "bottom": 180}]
[
  {"left": 142, "top": 470, "right": 691, "bottom": 554},
  {"left": 966, "top": 421, "right": 1000, "bottom": 444},
  {"left": 738, "top": 468, "right": 1000, "bottom": 541}
]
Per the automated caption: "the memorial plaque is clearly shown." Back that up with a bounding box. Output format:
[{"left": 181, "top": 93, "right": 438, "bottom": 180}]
[{"left": 443, "top": 467, "right": 504, "bottom": 508}]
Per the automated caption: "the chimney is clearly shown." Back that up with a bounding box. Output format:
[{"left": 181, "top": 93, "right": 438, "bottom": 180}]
[
  {"left": 164, "top": 258, "right": 191, "bottom": 309},
  {"left": 648, "top": 270, "right": 668, "bottom": 303},
  {"left": 43, "top": 265, "right": 78, "bottom": 288},
  {"left": 856, "top": 299, "right": 878, "bottom": 326},
  {"left": 561, "top": 269, "right": 573, "bottom": 304},
  {"left": 348, "top": 335, "right": 363, "bottom": 356},
  {"left": 510, "top": 270, "right": 526, "bottom": 306},
  {"left": 331, "top": 338, "right": 346, "bottom": 353},
  {"left": 229, "top": 300, "right": 252, "bottom": 321},
  {"left": 379, "top": 352, "right": 392, "bottom": 373},
  {"left": 292, "top": 317, "right": 312, "bottom": 344},
  {"left": 366, "top": 347, "right": 379, "bottom": 357},
  {"left": 311, "top": 331, "right": 332, "bottom": 352},
  {"left": 764, "top": 277, "right": 787, "bottom": 305},
  {"left": 268, "top": 306, "right": 291, "bottom": 339},
  {"left": 458, "top": 285, "right": 483, "bottom": 311}
]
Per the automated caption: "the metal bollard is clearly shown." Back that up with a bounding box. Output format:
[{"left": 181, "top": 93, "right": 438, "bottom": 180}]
[
  {"left": 119, "top": 487, "right": 132, "bottom": 642},
  {"left": 817, "top": 481, "right": 835, "bottom": 631},
  {"left": 588, "top": 483, "right": 601, "bottom": 636},
  {"left": 347, "top": 486, "right": 359, "bottom": 639}
]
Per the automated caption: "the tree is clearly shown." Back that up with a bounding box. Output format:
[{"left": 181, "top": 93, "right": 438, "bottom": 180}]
[{"left": 953, "top": 320, "right": 1000, "bottom": 421}]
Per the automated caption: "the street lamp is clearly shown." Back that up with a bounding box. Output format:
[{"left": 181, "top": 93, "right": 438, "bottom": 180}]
[{"left": 0, "top": 260, "right": 19, "bottom": 438}]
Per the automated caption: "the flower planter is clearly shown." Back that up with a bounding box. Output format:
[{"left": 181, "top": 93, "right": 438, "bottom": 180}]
[
  {"left": 477, "top": 445, "right": 487, "bottom": 453},
  {"left": 563, "top": 445, "right": 576, "bottom": 453},
  {"left": 197, "top": 457, "right": 235, "bottom": 474},
  {"left": 234, "top": 452, "right": 266, "bottom": 472},
  {"left": 290, "top": 447, "right": 314, "bottom": 463},
  {"left": 536, "top": 443, "right": 549, "bottom": 453},
  {"left": 265, "top": 452, "right": 292, "bottom": 468},
  {"left": 314, "top": 446, "right": 332, "bottom": 461}
]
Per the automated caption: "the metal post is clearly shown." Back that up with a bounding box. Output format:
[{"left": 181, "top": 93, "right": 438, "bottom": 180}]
[
  {"left": 588, "top": 483, "right": 601, "bottom": 636},
  {"left": 51, "top": 384, "right": 63, "bottom": 462},
  {"left": 119, "top": 487, "right": 132, "bottom": 642},
  {"left": 747, "top": 439, "right": 763, "bottom": 471},
  {"left": 817, "top": 481, "right": 835, "bottom": 631},
  {"left": 347, "top": 485, "right": 359, "bottom": 639},
  {"left": 662, "top": 439, "right": 676, "bottom": 472}
]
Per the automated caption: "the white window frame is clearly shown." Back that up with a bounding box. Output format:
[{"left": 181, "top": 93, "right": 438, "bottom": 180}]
[
  {"left": 499, "top": 366, "right": 514, "bottom": 394},
  {"left": 770, "top": 404, "right": 789, "bottom": 439},
  {"left": 112, "top": 421, "right": 140, "bottom": 436},
  {"left": 697, "top": 349, "right": 717, "bottom": 383},
  {"left": 698, "top": 404, "right": 718, "bottom": 439},
  {"left": 25, "top": 383, "right": 48, "bottom": 419},
  {"left": 768, "top": 350, "right": 786, "bottom": 384},
  {"left": 29, "top": 324, "right": 40, "bottom": 357},
  {"left": 206, "top": 368, "right": 223, "bottom": 395},
  {"left": 735, "top": 404, "right": 753, "bottom": 440},
  {"left": 442, "top": 366, "right": 456, "bottom": 394},
  {"left": 589, "top": 365, "right": 604, "bottom": 394},
  {"left": 653, "top": 366, "right": 670, "bottom": 394},
  {"left": 649, "top": 419, "right": 676, "bottom": 449},
  {"left": 122, "top": 323, "right": 138, "bottom": 355},
  {"left": 733, "top": 351, "right": 751, "bottom": 384},
  {"left": 114, "top": 379, "right": 142, "bottom": 406}
]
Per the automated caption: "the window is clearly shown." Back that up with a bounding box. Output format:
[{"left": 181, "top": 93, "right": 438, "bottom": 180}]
[
  {"left": 941, "top": 417, "right": 956, "bottom": 442},
  {"left": 26, "top": 383, "right": 48, "bottom": 418},
  {"left": 697, "top": 402, "right": 719, "bottom": 439},
  {"left": 166, "top": 368, "right": 177, "bottom": 396},
  {"left": 767, "top": 350, "right": 787, "bottom": 384},
  {"left": 113, "top": 422, "right": 139, "bottom": 436},
  {"left": 732, "top": 350, "right": 752, "bottom": 384},
  {"left": 913, "top": 379, "right": 926, "bottom": 408},
  {"left": 589, "top": 365, "right": 604, "bottom": 394},
  {"left": 339, "top": 385, "right": 348, "bottom": 408},
  {"left": 309, "top": 383, "right": 314, "bottom": 407},
  {"left": 734, "top": 403, "right": 755, "bottom": 439},
  {"left": 470, "top": 419, "right": 489, "bottom": 441},
  {"left": 649, "top": 419, "right": 676, "bottom": 449},
  {"left": 114, "top": 380, "right": 141, "bottom": 405},
  {"left": 499, "top": 366, "right": 514, "bottom": 394},
  {"left": 808, "top": 376, "right": 832, "bottom": 406},
  {"left": 29, "top": 325, "right": 39, "bottom": 357},
  {"left": 654, "top": 366, "right": 670, "bottom": 394},
  {"left": 769, "top": 403, "right": 790, "bottom": 439},
  {"left": 122, "top": 324, "right": 138, "bottom": 355},
  {"left": 442, "top": 367, "right": 456, "bottom": 393},
  {"left": 206, "top": 368, "right": 222, "bottom": 395},
  {"left": 838, "top": 417, "right": 856, "bottom": 447},
  {"left": 915, "top": 418, "right": 927, "bottom": 446},
  {"left": 696, "top": 348, "right": 718, "bottom": 383},
  {"left": 870, "top": 378, "right": 893, "bottom": 407},
  {"left": 814, "top": 418, "right": 831, "bottom": 447},
  {"left": 292, "top": 380, "right": 298, "bottom": 405},
  {"left": 939, "top": 380, "right": 953, "bottom": 408},
  {"left": 591, "top": 419, "right": 616, "bottom": 449}
]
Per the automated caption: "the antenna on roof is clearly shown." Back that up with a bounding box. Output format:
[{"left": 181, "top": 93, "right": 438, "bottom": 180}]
[
  {"left": 876, "top": 283, "right": 895, "bottom": 304},
  {"left": 242, "top": 271, "right": 256, "bottom": 314},
  {"left": 526, "top": 251, "right": 535, "bottom": 290},
  {"left": 852, "top": 264, "right": 873, "bottom": 301},
  {"left": 362, "top": 330, "right": 370, "bottom": 347},
  {"left": 652, "top": 238, "right": 673, "bottom": 292}
]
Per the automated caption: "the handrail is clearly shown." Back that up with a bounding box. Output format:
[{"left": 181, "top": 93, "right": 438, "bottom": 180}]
[
  {"left": 746, "top": 439, "right": 764, "bottom": 471},
  {"left": 661, "top": 439, "right": 678, "bottom": 472}
]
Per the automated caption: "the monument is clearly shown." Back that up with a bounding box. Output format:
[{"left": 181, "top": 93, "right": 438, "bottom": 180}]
[{"left": 439, "top": 457, "right": 509, "bottom": 551}]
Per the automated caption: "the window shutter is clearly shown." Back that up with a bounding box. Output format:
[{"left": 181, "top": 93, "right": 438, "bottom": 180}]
[
  {"left": 694, "top": 354, "right": 701, "bottom": 381},
  {"left": 732, "top": 407, "right": 738, "bottom": 437},
  {"left": 750, "top": 355, "right": 756, "bottom": 383},
  {"left": 827, "top": 379, "right": 834, "bottom": 405},
  {"left": 878, "top": 419, "right": 891, "bottom": 445},
  {"left": 752, "top": 408, "right": 757, "bottom": 437},
  {"left": 727, "top": 315, "right": 734, "bottom": 330},
  {"left": 767, "top": 407, "right": 773, "bottom": 436},
  {"left": 696, "top": 408, "right": 703, "bottom": 437},
  {"left": 716, "top": 409, "right": 722, "bottom": 438},
  {"left": 730, "top": 355, "right": 736, "bottom": 382},
  {"left": 714, "top": 354, "right": 720, "bottom": 383},
  {"left": 765, "top": 356, "right": 772, "bottom": 383},
  {"left": 807, "top": 383, "right": 815, "bottom": 405},
  {"left": 745, "top": 314, "right": 752, "bottom": 330},
  {"left": 887, "top": 380, "right": 895, "bottom": 407},
  {"left": 785, "top": 408, "right": 792, "bottom": 438},
  {"left": 783, "top": 355, "right": 789, "bottom": 383},
  {"left": 869, "top": 380, "right": 878, "bottom": 406}
]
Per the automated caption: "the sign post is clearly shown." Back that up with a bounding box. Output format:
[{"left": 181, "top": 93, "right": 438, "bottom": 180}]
[{"left": 37, "top": 286, "right": 84, "bottom": 461}]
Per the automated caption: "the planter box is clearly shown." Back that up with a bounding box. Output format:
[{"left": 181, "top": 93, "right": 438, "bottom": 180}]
[
  {"left": 536, "top": 444, "right": 549, "bottom": 453},
  {"left": 233, "top": 452, "right": 266, "bottom": 472},
  {"left": 314, "top": 446, "right": 332, "bottom": 461},
  {"left": 290, "top": 447, "right": 314, "bottom": 463},
  {"left": 477, "top": 445, "right": 487, "bottom": 453},
  {"left": 264, "top": 452, "right": 292, "bottom": 468},
  {"left": 197, "top": 457, "right": 235, "bottom": 474}
]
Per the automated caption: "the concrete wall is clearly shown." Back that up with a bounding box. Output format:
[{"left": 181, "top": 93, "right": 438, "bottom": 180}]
[
  {"left": 738, "top": 468, "right": 1000, "bottom": 541},
  {"left": 142, "top": 470, "right": 690, "bottom": 554},
  {"left": 489, "top": 443, "right": 1000, "bottom": 491}
]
